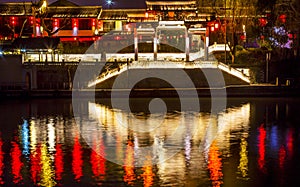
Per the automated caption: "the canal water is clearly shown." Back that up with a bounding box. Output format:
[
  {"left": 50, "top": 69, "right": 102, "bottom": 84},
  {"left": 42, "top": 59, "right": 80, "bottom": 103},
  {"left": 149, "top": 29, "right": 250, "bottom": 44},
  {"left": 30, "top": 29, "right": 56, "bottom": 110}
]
[{"left": 0, "top": 98, "right": 300, "bottom": 186}]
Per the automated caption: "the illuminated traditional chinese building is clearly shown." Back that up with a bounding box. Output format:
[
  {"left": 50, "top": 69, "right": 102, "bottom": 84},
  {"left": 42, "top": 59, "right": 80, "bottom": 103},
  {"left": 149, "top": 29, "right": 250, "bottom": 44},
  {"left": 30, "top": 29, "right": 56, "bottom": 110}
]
[{"left": 0, "top": 0, "right": 102, "bottom": 41}]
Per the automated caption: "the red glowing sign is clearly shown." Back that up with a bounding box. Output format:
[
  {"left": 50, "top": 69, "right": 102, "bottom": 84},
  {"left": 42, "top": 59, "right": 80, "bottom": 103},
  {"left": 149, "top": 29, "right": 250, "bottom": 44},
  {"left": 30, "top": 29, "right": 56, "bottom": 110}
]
[
  {"left": 55, "top": 144, "right": 64, "bottom": 182},
  {"left": 11, "top": 140, "right": 23, "bottom": 184},
  {"left": 72, "top": 136, "right": 83, "bottom": 181},
  {"left": 30, "top": 144, "right": 41, "bottom": 185}
]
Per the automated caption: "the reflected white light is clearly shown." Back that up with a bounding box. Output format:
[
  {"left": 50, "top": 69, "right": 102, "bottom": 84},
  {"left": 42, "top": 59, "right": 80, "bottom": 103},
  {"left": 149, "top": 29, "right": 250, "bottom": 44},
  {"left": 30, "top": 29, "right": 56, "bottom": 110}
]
[
  {"left": 47, "top": 120, "right": 56, "bottom": 153},
  {"left": 184, "top": 135, "right": 191, "bottom": 161}
]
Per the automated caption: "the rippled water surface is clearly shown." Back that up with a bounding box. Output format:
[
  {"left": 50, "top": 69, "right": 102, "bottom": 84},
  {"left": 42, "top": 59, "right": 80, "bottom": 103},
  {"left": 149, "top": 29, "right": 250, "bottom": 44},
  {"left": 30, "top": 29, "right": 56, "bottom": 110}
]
[{"left": 1, "top": 98, "right": 300, "bottom": 186}]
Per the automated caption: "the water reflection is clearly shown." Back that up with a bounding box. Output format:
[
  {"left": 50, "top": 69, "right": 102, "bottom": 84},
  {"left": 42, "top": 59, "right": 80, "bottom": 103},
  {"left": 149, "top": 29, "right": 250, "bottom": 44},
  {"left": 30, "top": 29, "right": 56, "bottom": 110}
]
[
  {"left": 207, "top": 142, "right": 223, "bottom": 187},
  {"left": 123, "top": 140, "right": 135, "bottom": 185},
  {"left": 55, "top": 144, "right": 63, "bottom": 182},
  {"left": 30, "top": 144, "right": 41, "bottom": 185},
  {"left": 90, "top": 134, "right": 106, "bottom": 181},
  {"left": 0, "top": 137, "right": 4, "bottom": 185},
  {"left": 0, "top": 98, "right": 299, "bottom": 186},
  {"left": 72, "top": 135, "right": 83, "bottom": 182},
  {"left": 258, "top": 124, "right": 266, "bottom": 173},
  {"left": 40, "top": 143, "right": 56, "bottom": 186},
  {"left": 11, "top": 138, "right": 23, "bottom": 184}
]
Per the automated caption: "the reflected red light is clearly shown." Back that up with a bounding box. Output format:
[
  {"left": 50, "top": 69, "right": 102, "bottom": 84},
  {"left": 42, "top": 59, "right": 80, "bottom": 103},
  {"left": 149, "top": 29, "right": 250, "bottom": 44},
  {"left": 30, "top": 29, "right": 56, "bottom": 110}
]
[
  {"left": 72, "top": 136, "right": 83, "bottom": 181},
  {"left": 30, "top": 144, "right": 41, "bottom": 185},
  {"left": 258, "top": 125, "right": 266, "bottom": 172},
  {"left": 11, "top": 140, "right": 23, "bottom": 184},
  {"left": 208, "top": 142, "right": 223, "bottom": 187},
  {"left": 55, "top": 144, "right": 64, "bottom": 182},
  {"left": 90, "top": 138, "right": 106, "bottom": 180},
  {"left": 279, "top": 145, "right": 286, "bottom": 169},
  {"left": 123, "top": 140, "right": 135, "bottom": 185},
  {"left": 286, "top": 129, "right": 294, "bottom": 159},
  {"left": 0, "top": 138, "right": 4, "bottom": 185}
]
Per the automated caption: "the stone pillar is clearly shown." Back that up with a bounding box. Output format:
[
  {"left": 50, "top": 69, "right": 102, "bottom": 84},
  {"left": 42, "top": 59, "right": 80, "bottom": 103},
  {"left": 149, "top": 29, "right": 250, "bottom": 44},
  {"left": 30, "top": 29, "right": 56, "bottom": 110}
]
[
  {"left": 205, "top": 27, "right": 209, "bottom": 61},
  {"left": 154, "top": 29, "right": 158, "bottom": 61},
  {"left": 134, "top": 28, "right": 138, "bottom": 61},
  {"left": 185, "top": 29, "right": 189, "bottom": 62}
]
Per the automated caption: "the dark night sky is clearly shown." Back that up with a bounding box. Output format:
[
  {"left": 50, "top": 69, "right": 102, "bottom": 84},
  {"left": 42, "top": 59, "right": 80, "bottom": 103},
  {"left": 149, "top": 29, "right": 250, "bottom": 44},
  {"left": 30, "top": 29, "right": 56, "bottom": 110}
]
[{"left": 1, "top": 0, "right": 146, "bottom": 8}]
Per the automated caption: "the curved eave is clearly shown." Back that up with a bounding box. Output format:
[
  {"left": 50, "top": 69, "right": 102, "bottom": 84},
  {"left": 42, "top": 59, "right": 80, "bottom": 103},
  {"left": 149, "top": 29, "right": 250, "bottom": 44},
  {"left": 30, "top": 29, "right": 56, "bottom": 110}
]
[{"left": 146, "top": 1, "right": 196, "bottom": 6}]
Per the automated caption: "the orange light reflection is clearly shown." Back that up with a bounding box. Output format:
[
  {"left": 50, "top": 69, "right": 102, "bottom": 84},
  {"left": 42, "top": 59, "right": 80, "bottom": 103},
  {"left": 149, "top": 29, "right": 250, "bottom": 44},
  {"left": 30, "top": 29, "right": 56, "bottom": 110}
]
[
  {"left": 123, "top": 140, "right": 135, "bottom": 185},
  {"left": 141, "top": 156, "right": 154, "bottom": 187},
  {"left": 207, "top": 142, "right": 223, "bottom": 187}
]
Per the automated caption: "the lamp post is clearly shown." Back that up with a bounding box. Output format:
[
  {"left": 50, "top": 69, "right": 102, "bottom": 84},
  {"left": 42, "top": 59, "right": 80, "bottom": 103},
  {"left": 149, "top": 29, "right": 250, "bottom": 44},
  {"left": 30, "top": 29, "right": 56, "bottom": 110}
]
[{"left": 266, "top": 51, "right": 271, "bottom": 83}]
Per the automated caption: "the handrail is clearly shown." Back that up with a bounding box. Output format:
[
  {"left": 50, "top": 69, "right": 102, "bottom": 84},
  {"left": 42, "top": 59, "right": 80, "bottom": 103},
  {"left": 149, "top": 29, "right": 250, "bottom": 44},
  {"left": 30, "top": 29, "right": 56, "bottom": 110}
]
[{"left": 88, "top": 60, "right": 250, "bottom": 87}]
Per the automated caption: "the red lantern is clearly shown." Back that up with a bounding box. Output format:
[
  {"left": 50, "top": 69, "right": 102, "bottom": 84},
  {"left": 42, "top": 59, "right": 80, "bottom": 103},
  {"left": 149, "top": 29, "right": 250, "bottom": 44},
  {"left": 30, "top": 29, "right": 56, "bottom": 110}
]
[
  {"left": 72, "top": 18, "right": 78, "bottom": 28},
  {"left": 91, "top": 19, "right": 96, "bottom": 27},
  {"left": 10, "top": 17, "right": 17, "bottom": 26},
  {"left": 53, "top": 18, "right": 59, "bottom": 27},
  {"left": 240, "top": 35, "right": 246, "bottom": 41},
  {"left": 29, "top": 16, "right": 34, "bottom": 25},
  {"left": 214, "top": 22, "right": 219, "bottom": 30},
  {"left": 259, "top": 18, "right": 267, "bottom": 27},
  {"left": 279, "top": 14, "right": 286, "bottom": 23}
]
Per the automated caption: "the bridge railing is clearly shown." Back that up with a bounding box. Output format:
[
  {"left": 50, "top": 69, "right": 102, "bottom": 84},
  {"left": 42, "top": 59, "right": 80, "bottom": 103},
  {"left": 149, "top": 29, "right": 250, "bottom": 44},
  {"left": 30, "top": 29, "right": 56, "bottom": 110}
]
[
  {"left": 217, "top": 62, "right": 250, "bottom": 83},
  {"left": 208, "top": 43, "right": 231, "bottom": 53}
]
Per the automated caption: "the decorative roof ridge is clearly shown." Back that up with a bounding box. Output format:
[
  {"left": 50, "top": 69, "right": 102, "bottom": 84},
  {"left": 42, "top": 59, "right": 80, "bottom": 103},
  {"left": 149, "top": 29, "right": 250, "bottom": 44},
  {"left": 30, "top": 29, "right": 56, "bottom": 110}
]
[{"left": 49, "top": 0, "right": 78, "bottom": 7}]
